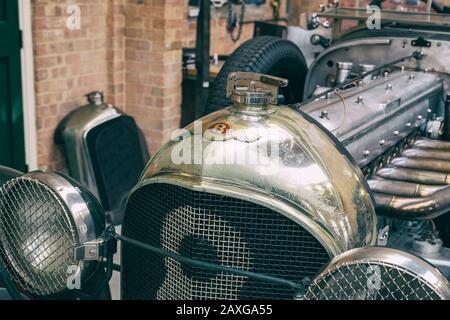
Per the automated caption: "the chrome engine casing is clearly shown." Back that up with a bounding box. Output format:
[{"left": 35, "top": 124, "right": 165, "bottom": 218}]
[
  {"left": 300, "top": 25, "right": 450, "bottom": 279},
  {"left": 301, "top": 70, "right": 443, "bottom": 168}
]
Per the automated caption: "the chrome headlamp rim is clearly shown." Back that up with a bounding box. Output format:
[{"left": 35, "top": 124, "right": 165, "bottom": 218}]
[
  {"left": 0, "top": 170, "right": 106, "bottom": 296},
  {"left": 306, "top": 246, "right": 450, "bottom": 300},
  {"left": 21, "top": 171, "right": 100, "bottom": 246},
  {"left": 0, "top": 165, "right": 23, "bottom": 187}
]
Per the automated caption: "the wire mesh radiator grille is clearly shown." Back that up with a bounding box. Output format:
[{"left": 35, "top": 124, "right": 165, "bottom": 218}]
[
  {"left": 86, "top": 116, "right": 146, "bottom": 216},
  {"left": 122, "top": 183, "right": 330, "bottom": 300},
  {"left": 304, "top": 261, "right": 442, "bottom": 300},
  {"left": 0, "top": 178, "right": 78, "bottom": 296}
]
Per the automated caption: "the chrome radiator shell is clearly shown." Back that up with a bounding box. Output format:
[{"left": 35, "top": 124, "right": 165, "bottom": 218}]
[{"left": 130, "top": 105, "right": 377, "bottom": 256}]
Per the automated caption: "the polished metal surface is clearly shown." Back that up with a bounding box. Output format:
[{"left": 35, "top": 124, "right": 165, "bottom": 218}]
[
  {"left": 304, "top": 35, "right": 450, "bottom": 98},
  {"left": 336, "top": 61, "right": 353, "bottom": 84},
  {"left": 391, "top": 157, "right": 450, "bottom": 173},
  {"left": 0, "top": 171, "right": 102, "bottom": 296},
  {"left": 56, "top": 93, "right": 122, "bottom": 200},
  {"left": 367, "top": 178, "right": 445, "bottom": 197},
  {"left": 369, "top": 142, "right": 450, "bottom": 220},
  {"left": 134, "top": 73, "right": 377, "bottom": 257},
  {"left": 226, "top": 72, "right": 288, "bottom": 106},
  {"left": 376, "top": 167, "right": 450, "bottom": 185},
  {"left": 373, "top": 189, "right": 450, "bottom": 220},
  {"left": 414, "top": 138, "right": 450, "bottom": 150},
  {"left": 302, "top": 70, "right": 442, "bottom": 167},
  {"left": 402, "top": 148, "right": 450, "bottom": 161},
  {"left": 0, "top": 174, "right": 79, "bottom": 295},
  {"left": 0, "top": 166, "right": 22, "bottom": 186},
  {"left": 24, "top": 171, "right": 99, "bottom": 246},
  {"left": 303, "top": 246, "right": 450, "bottom": 300}
]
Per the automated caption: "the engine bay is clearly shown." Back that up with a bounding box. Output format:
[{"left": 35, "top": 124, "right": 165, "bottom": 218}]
[{"left": 300, "top": 32, "right": 450, "bottom": 280}]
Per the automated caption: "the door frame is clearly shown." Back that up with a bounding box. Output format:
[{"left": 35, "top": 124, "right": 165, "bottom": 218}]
[{"left": 18, "top": 0, "right": 37, "bottom": 171}]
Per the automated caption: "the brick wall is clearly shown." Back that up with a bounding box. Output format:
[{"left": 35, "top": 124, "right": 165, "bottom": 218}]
[
  {"left": 124, "top": 0, "right": 184, "bottom": 155},
  {"left": 31, "top": 0, "right": 449, "bottom": 170},
  {"left": 32, "top": 0, "right": 119, "bottom": 171},
  {"left": 182, "top": 2, "right": 286, "bottom": 55},
  {"left": 31, "top": 0, "right": 285, "bottom": 170},
  {"left": 32, "top": 0, "right": 183, "bottom": 169}
]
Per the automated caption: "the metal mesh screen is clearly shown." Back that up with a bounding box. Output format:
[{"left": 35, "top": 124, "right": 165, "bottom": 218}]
[
  {"left": 303, "top": 261, "right": 443, "bottom": 300},
  {"left": 0, "top": 177, "right": 79, "bottom": 296},
  {"left": 122, "top": 183, "right": 330, "bottom": 300},
  {"left": 86, "top": 116, "right": 146, "bottom": 215}
]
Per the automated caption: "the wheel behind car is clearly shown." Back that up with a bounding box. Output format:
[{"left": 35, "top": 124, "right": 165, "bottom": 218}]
[{"left": 204, "top": 36, "right": 308, "bottom": 115}]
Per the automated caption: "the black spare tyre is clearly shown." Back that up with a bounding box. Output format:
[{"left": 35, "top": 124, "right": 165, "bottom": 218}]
[{"left": 204, "top": 36, "right": 308, "bottom": 115}]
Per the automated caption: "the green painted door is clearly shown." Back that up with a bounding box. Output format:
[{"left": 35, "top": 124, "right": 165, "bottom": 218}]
[{"left": 0, "top": 0, "right": 25, "bottom": 172}]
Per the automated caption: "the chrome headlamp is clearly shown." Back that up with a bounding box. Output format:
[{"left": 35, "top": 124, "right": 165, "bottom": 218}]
[
  {"left": 0, "top": 171, "right": 107, "bottom": 297},
  {"left": 303, "top": 246, "right": 450, "bottom": 300}
]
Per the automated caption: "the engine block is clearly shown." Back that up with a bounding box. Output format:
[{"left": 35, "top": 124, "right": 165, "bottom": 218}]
[{"left": 302, "top": 70, "right": 444, "bottom": 168}]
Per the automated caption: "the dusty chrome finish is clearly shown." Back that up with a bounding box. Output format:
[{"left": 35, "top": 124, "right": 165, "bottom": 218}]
[
  {"left": 368, "top": 178, "right": 445, "bottom": 197},
  {"left": 136, "top": 73, "right": 377, "bottom": 256},
  {"left": 303, "top": 246, "right": 450, "bottom": 300},
  {"left": 373, "top": 188, "right": 450, "bottom": 220},
  {"left": 391, "top": 157, "right": 450, "bottom": 173},
  {"left": 376, "top": 167, "right": 450, "bottom": 185}
]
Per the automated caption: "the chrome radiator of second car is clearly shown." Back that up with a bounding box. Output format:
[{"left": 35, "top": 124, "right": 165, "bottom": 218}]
[{"left": 55, "top": 91, "right": 149, "bottom": 225}]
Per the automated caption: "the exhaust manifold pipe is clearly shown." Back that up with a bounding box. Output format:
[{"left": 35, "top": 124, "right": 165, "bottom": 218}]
[
  {"left": 413, "top": 138, "right": 450, "bottom": 150},
  {"left": 390, "top": 157, "right": 450, "bottom": 173},
  {"left": 375, "top": 167, "right": 450, "bottom": 185},
  {"left": 402, "top": 148, "right": 450, "bottom": 161},
  {"left": 370, "top": 143, "right": 450, "bottom": 220},
  {"left": 367, "top": 178, "right": 445, "bottom": 197},
  {"left": 373, "top": 188, "right": 450, "bottom": 220}
]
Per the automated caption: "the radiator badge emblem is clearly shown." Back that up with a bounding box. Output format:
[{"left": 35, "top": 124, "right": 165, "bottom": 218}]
[
  {"left": 204, "top": 122, "right": 233, "bottom": 141},
  {"left": 204, "top": 121, "right": 262, "bottom": 143}
]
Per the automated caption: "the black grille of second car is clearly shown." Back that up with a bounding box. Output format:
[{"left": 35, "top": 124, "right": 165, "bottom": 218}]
[
  {"left": 122, "top": 183, "right": 330, "bottom": 300},
  {"left": 86, "top": 116, "right": 147, "bottom": 219}
]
